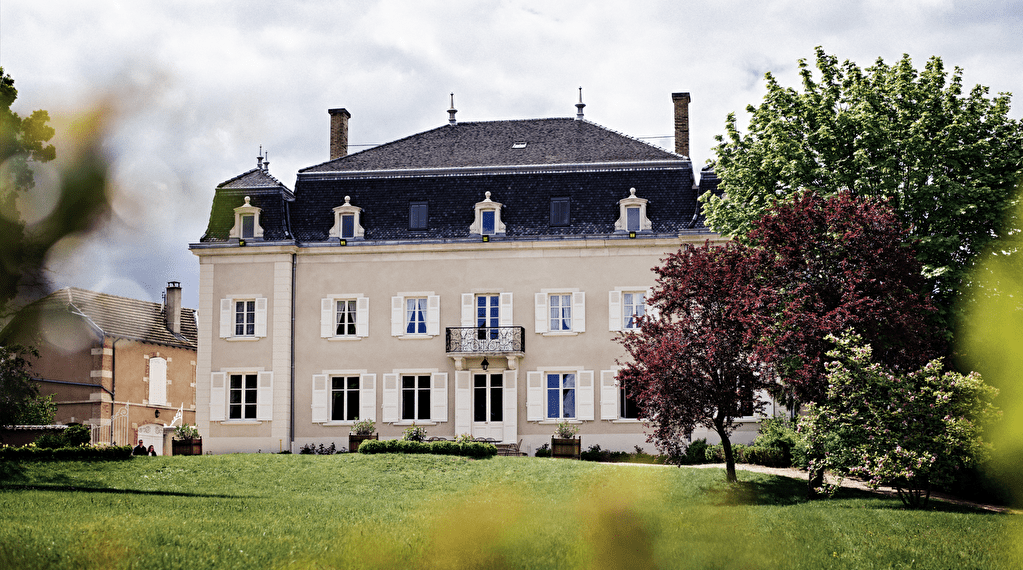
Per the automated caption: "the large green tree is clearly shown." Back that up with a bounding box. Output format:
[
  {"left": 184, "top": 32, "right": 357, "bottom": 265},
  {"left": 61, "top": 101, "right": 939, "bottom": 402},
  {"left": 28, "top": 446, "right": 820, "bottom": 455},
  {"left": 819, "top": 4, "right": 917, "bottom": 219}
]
[
  {"left": 1, "top": 66, "right": 56, "bottom": 193},
  {"left": 702, "top": 48, "right": 1023, "bottom": 335}
]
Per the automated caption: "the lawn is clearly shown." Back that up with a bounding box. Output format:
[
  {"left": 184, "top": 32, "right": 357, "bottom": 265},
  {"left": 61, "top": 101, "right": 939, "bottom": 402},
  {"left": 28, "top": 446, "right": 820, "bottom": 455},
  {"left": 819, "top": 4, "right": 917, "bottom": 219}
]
[{"left": 0, "top": 454, "right": 1018, "bottom": 569}]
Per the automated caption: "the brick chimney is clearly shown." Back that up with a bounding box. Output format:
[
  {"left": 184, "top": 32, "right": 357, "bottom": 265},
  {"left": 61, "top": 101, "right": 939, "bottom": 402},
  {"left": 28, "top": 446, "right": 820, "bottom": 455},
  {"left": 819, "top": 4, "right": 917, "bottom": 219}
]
[
  {"left": 165, "top": 281, "right": 182, "bottom": 335},
  {"left": 329, "top": 108, "right": 351, "bottom": 160},
  {"left": 672, "top": 92, "right": 691, "bottom": 157}
]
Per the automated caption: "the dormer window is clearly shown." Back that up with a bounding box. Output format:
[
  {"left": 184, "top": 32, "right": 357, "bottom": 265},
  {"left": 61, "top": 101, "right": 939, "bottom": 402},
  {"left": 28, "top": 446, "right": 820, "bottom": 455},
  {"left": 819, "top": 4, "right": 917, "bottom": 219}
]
[
  {"left": 329, "top": 196, "right": 365, "bottom": 240},
  {"left": 409, "top": 201, "right": 428, "bottom": 230},
  {"left": 469, "top": 191, "right": 506, "bottom": 236},
  {"left": 615, "top": 188, "right": 652, "bottom": 233},
  {"left": 550, "top": 197, "right": 570, "bottom": 227},
  {"left": 230, "top": 196, "right": 263, "bottom": 240}
]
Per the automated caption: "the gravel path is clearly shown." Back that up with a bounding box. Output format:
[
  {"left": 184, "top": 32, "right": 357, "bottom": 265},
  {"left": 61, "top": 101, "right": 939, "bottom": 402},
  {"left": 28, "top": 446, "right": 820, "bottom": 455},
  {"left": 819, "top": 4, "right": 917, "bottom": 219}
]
[{"left": 607, "top": 461, "right": 1012, "bottom": 513}]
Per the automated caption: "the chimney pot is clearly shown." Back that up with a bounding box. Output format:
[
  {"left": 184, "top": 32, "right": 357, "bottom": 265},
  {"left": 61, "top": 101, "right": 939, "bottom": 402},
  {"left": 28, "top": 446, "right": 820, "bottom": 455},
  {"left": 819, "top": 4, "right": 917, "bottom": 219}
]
[
  {"left": 575, "top": 87, "right": 586, "bottom": 120},
  {"left": 672, "top": 92, "right": 691, "bottom": 158},
  {"left": 165, "top": 281, "right": 182, "bottom": 335},
  {"left": 328, "top": 108, "right": 351, "bottom": 160},
  {"left": 448, "top": 93, "right": 458, "bottom": 125}
]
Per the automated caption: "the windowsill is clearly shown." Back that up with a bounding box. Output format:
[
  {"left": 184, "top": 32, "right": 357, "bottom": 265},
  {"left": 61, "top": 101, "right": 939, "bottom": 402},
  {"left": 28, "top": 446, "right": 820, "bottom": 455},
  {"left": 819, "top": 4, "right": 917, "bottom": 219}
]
[
  {"left": 225, "top": 336, "right": 262, "bottom": 342},
  {"left": 536, "top": 419, "right": 583, "bottom": 425},
  {"left": 323, "top": 421, "right": 356, "bottom": 427},
  {"left": 611, "top": 418, "right": 643, "bottom": 423},
  {"left": 396, "top": 334, "right": 436, "bottom": 340},
  {"left": 392, "top": 420, "right": 438, "bottom": 426},
  {"left": 541, "top": 331, "right": 579, "bottom": 337},
  {"left": 219, "top": 420, "right": 262, "bottom": 425},
  {"left": 326, "top": 336, "right": 363, "bottom": 342}
]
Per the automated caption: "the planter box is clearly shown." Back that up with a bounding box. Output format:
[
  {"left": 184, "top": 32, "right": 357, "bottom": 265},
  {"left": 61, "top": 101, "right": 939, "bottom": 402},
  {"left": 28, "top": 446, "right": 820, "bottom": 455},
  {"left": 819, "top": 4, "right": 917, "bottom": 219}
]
[
  {"left": 172, "top": 438, "right": 202, "bottom": 456},
  {"left": 349, "top": 433, "right": 378, "bottom": 452},
  {"left": 551, "top": 437, "right": 581, "bottom": 459}
]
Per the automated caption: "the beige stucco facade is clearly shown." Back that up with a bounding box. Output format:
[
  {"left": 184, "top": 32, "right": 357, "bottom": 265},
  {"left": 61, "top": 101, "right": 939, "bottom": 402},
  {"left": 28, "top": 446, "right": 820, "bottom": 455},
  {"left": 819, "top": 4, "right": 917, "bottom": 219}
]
[{"left": 194, "top": 231, "right": 764, "bottom": 455}]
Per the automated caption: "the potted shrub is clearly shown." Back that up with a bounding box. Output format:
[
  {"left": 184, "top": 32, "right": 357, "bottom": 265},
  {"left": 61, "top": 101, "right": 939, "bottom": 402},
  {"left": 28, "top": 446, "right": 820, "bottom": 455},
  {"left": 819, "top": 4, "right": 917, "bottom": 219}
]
[
  {"left": 348, "top": 418, "right": 377, "bottom": 452},
  {"left": 551, "top": 420, "right": 580, "bottom": 459},
  {"left": 172, "top": 424, "right": 202, "bottom": 456}
]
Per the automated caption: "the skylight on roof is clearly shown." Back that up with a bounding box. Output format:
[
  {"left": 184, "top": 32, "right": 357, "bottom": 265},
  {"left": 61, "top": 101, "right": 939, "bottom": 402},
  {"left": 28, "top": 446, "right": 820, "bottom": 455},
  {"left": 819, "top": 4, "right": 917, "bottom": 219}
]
[{"left": 511, "top": 142, "right": 527, "bottom": 149}]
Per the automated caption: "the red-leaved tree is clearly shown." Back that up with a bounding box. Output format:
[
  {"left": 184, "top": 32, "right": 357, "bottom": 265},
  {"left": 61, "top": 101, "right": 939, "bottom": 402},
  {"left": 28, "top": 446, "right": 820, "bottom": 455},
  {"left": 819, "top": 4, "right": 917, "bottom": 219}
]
[
  {"left": 749, "top": 190, "right": 939, "bottom": 406},
  {"left": 617, "top": 242, "right": 770, "bottom": 482}
]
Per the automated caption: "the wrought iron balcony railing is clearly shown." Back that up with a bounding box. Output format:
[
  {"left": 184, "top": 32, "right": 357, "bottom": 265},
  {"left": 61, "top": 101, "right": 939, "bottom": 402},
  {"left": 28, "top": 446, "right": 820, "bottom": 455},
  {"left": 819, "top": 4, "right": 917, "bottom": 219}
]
[{"left": 445, "top": 326, "right": 525, "bottom": 354}]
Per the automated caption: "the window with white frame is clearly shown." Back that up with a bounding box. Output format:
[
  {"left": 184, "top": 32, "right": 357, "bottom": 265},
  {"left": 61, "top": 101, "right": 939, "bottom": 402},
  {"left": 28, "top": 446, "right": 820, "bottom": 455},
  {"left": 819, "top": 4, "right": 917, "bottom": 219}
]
[
  {"left": 469, "top": 192, "right": 506, "bottom": 236},
  {"left": 148, "top": 356, "right": 167, "bottom": 406},
  {"left": 380, "top": 371, "right": 448, "bottom": 424},
  {"left": 329, "top": 196, "right": 364, "bottom": 240},
  {"left": 526, "top": 369, "right": 595, "bottom": 421},
  {"left": 219, "top": 296, "right": 267, "bottom": 339},
  {"left": 321, "top": 296, "right": 369, "bottom": 339},
  {"left": 534, "top": 290, "right": 585, "bottom": 334},
  {"left": 311, "top": 372, "right": 376, "bottom": 424},
  {"left": 614, "top": 188, "right": 652, "bottom": 233},
  {"left": 392, "top": 293, "right": 440, "bottom": 337},
  {"left": 607, "top": 289, "right": 653, "bottom": 332},
  {"left": 623, "top": 292, "right": 645, "bottom": 330},
  {"left": 230, "top": 196, "right": 263, "bottom": 240},
  {"left": 209, "top": 370, "right": 273, "bottom": 422}
]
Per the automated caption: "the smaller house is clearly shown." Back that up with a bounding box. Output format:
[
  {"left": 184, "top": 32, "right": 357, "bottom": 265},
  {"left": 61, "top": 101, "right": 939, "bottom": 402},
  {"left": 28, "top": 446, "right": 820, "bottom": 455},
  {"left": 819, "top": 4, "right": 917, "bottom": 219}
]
[{"left": 0, "top": 283, "right": 198, "bottom": 454}]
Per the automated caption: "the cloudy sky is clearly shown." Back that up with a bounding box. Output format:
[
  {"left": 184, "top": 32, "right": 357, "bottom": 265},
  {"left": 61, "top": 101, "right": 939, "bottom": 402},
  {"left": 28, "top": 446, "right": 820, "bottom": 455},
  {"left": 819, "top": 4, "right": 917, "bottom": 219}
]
[{"left": 2, "top": 0, "right": 1022, "bottom": 310}]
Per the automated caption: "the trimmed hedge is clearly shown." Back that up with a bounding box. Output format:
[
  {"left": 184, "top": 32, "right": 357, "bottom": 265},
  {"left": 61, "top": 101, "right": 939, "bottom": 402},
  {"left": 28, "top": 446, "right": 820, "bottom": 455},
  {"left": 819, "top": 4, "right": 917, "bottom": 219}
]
[
  {"left": 0, "top": 445, "right": 134, "bottom": 461},
  {"left": 704, "top": 443, "right": 788, "bottom": 468},
  {"left": 357, "top": 439, "right": 497, "bottom": 459}
]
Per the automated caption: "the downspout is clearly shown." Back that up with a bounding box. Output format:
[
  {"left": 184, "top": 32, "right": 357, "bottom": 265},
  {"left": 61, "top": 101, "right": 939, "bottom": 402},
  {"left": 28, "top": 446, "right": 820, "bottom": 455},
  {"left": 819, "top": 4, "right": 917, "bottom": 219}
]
[{"left": 290, "top": 251, "right": 297, "bottom": 453}]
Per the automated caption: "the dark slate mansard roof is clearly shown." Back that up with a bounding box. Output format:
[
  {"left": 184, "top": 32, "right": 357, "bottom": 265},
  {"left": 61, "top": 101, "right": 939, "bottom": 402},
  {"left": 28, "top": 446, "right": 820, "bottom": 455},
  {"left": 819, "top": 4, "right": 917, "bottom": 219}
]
[
  {"left": 199, "top": 117, "right": 719, "bottom": 244},
  {"left": 201, "top": 167, "right": 294, "bottom": 243}
]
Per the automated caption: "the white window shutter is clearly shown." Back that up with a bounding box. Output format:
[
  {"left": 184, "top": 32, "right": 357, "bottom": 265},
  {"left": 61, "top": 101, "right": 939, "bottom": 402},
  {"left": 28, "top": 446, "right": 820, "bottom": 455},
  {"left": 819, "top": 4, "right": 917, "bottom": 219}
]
[
  {"left": 600, "top": 370, "right": 619, "bottom": 420},
  {"left": 572, "top": 292, "right": 586, "bottom": 333},
  {"left": 461, "top": 293, "right": 474, "bottom": 326},
  {"left": 321, "top": 299, "right": 334, "bottom": 338},
  {"left": 148, "top": 357, "right": 167, "bottom": 406},
  {"left": 454, "top": 371, "right": 471, "bottom": 435},
  {"left": 427, "top": 295, "right": 441, "bottom": 336},
  {"left": 499, "top": 292, "right": 513, "bottom": 326},
  {"left": 356, "top": 297, "right": 370, "bottom": 337},
  {"left": 359, "top": 374, "right": 376, "bottom": 422},
  {"left": 577, "top": 370, "right": 595, "bottom": 420},
  {"left": 255, "top": 297, "right": 268, "bottom": 337},
  {"left": 608, "top": 291, "right": 622, "bottom": 331},
  {"left": 391, "top": 296, "right": 403, "bottom": 336},
  {"left": 220, "top": 299, "right": 232, "bottom": 338},
  {"left": 645, "top": 287, "right": 659, "bottom": 320},
  {"left": 210, "top": 372, "right": 226, "bottom": 421},
  {"left": 502, "top": 371, "right": 517, "bottom": 444},
  {"left": 311, "top": 374, "right": 329, "bottom": 423},
  {"left": 431, "top": 372, "right": 448, "bottom": 422},
  {"left": 526, "top": 371, "right": 543, "bottom": 421},
  {"left": 256, "top": 371, "right": 273, "bottom": 421},
  {"left": 534, "top": 293, "right": 547, "bottom": 333},
  {"left": 381, "top": 373, "right": 399, "bottom": 422}
]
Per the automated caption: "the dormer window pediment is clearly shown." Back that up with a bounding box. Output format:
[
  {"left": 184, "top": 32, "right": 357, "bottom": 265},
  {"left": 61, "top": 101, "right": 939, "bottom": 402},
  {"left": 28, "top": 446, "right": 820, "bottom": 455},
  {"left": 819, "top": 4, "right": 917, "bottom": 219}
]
[
  {"left": 469, "top": 191, "right": 506, "bottom": 236},
  {"left": 230, "top": 196, "right": 264, "bottom": 240},
  {"left": 615, "top": 188, "right": 652, "bottom": 233},
  {"left": 329, "top": 196, "right": 365, "bottom": 240}
]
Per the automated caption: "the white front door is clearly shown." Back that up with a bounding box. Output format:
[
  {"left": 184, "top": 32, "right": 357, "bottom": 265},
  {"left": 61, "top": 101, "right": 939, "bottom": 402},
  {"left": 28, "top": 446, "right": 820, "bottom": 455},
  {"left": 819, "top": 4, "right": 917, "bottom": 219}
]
[{"left": 471, "top": 372, "right": 504, "bottom": 441}]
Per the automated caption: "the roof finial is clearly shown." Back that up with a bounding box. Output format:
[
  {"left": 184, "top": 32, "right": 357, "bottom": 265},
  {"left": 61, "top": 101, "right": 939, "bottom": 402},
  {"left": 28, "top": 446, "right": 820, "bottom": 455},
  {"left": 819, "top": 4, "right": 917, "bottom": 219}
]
[
  {"left": 575, "top": 87, "right": 586, "bottom": 120},
  {"left": 257, "top": 145, "right": 264, "bottom": 170},
  {"left": 263, "top": 150, "right": 269, "bottom": 172},
  {"left": 448, "top": 93, "right": 458, "bottom": 126}
]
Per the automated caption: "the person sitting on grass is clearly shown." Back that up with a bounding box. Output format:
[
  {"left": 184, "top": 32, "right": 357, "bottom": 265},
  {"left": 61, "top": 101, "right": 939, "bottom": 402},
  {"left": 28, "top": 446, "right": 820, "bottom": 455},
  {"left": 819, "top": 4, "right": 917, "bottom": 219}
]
[{"left": 133, "top": 440, "right": 147, "bottom": 456}]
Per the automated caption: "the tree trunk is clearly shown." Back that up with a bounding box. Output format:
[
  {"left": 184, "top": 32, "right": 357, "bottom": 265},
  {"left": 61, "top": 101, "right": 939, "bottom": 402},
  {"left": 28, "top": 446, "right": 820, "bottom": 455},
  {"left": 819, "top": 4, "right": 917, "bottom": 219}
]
[{"left": 715, "top": 419, "right": 737, "bottom": 483}]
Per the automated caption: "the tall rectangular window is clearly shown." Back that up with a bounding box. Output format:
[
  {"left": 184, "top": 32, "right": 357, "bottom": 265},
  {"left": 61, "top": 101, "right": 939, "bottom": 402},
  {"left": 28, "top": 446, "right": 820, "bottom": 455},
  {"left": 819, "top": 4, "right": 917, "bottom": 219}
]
[
  {"left": 331, "top": 376, "right": 360, "bottom": 421},
  {"left": 401, "top": 374, "right": 431, "bottom": 420},
  {"left": 623, "top": 292, "right": 645, "bottom": 330},
  {"left": 235, "top": 300, "right": 256, "bottom": 336},
  {"left": 341, "top": 214, "right": 355, "bottom": 238},
  {"left": 546, "top": 373, "right": 576, "bottom": 419},
  {"left": 620, "top": 385, "right": 641, "bottom": 419},
  {"left": 336, "top": 300, "right": 357, "bottom": 336},
  {"left": 476, "top": 294, "right": 499, "bottom": 340},
  {"left": 550, "top": 197, "right": 570, "bottom": 226},
  {"left": 241, "top": 214, "right": 255, "bottom": 239},
  {"left": 473, "top": 373, "right": 503, "bottom": 423},
  {"left": 406, "top": 298, "right": 427, "bottom": 334},
  {"left": 229, "top": 373, "right": 258, "bottom": 419},
  {"left": 481, "top": 210, "right": 496, "bottom": 235},
  {"left": 549, "top": 294, "right": 572, "bottom": 331},
  {"left": 626, "top": 207, "right": 640, "bottom": 232},
  {"left": 410, "top": 202, "right": 428, "bottom": 230}
]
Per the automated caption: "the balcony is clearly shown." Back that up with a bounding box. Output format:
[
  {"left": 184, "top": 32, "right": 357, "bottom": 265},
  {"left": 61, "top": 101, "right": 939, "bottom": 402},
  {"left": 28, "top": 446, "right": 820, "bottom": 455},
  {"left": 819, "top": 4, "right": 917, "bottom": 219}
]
[{"left": 445, "top": 326, "right": 525, "bottom": 356}]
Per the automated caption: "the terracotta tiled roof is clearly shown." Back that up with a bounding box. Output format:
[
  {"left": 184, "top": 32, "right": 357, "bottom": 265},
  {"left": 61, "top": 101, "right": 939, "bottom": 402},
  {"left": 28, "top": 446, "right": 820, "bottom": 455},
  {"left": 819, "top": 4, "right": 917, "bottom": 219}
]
[{"left": 26, "top": 287, "right": 197, "bottom": 349}]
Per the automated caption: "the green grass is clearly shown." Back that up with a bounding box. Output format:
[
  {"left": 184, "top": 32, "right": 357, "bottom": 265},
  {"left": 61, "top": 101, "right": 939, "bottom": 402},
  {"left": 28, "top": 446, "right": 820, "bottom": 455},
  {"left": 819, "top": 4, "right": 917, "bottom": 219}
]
[{"left": 0, "top": 455, "right": 1018, "bottom": 569}]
